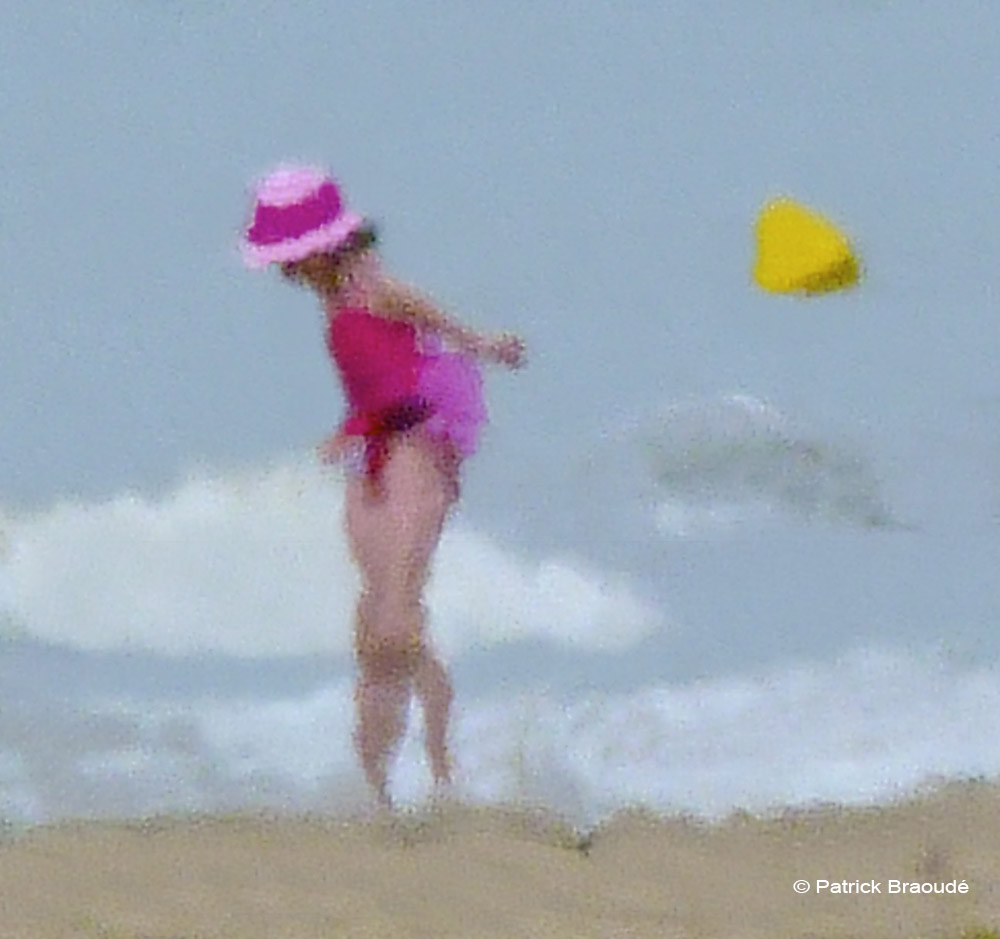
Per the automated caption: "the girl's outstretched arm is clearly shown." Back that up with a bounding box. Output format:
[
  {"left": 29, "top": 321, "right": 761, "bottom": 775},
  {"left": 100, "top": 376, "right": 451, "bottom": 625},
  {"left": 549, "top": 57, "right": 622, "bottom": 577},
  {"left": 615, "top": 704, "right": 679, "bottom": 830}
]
[{"left": 373, "top": 276, "right": 526, "bottom": 369}]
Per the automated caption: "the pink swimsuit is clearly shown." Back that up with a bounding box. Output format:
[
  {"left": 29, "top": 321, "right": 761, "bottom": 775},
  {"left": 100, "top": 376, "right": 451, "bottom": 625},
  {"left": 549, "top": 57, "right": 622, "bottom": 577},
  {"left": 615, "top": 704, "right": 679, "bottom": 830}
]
[{"left": 326, "top": 306, "right": 486, "bottom": 481}]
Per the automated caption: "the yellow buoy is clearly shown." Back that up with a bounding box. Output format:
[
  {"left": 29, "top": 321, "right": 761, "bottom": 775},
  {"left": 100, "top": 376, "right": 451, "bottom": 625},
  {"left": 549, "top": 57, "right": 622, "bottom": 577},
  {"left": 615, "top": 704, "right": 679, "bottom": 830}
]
[{"left": 753, "top": 197, "right": 860, "bottom": 294}]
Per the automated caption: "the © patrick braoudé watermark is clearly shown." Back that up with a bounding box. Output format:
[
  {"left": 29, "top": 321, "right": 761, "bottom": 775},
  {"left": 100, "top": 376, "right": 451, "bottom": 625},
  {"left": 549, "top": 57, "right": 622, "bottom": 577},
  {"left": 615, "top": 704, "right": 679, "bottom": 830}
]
[{"left": 793, "top": 879, "right": 970, "bottom": 895}]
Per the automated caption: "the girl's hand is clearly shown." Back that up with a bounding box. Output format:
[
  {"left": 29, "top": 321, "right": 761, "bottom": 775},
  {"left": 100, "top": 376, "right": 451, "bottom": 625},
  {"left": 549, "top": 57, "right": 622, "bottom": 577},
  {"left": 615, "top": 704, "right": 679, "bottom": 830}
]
[
  {"left": 317, "top": 430, "right": 354, "bottom": 464},
  {"left": 488, "top": 332, "right": 527, "bottom": 369}
]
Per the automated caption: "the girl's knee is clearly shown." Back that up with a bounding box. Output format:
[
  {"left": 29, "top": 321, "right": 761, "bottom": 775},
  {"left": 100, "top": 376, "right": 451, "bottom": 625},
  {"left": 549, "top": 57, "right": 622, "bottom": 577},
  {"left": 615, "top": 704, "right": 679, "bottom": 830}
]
[{"left": 356, "top": 632, "right": 424, "bottom": 681}]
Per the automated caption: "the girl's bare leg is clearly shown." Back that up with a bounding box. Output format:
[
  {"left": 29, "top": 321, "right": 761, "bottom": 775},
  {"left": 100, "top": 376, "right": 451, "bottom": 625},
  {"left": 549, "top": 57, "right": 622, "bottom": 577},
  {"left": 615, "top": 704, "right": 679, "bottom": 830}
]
[
  {"left": 345, "top": 432, "right": 456, "bottom": 805},
  {"left": 413, "top": 642, "right": 454, "bottom": 787},
  {"left": 353, "top": 620, "right": 413, "bottom": 808}
]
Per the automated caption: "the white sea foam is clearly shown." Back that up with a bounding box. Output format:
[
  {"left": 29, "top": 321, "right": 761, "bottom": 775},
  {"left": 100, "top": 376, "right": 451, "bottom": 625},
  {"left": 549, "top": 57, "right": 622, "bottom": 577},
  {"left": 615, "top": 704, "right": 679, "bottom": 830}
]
[
  {"left": 0, "top": 456, "right": 664, "bottom": 658},
  {"left": 1, "top": 646, "right": 997, "bottom": 827}
]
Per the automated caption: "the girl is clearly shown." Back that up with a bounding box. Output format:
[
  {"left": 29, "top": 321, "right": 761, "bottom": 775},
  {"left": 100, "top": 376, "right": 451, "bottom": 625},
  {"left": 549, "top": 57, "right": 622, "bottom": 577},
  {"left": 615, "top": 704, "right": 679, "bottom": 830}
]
[{"left": 243, "top": 165, "right": 525, "bottom": 807}]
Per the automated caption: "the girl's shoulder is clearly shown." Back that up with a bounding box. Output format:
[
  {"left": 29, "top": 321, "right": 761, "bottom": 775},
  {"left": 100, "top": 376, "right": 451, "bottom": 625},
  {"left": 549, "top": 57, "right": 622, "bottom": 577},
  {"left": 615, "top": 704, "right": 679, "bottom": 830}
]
[{"left": 371, "top": 276, "right": 440, "bottom": 328}]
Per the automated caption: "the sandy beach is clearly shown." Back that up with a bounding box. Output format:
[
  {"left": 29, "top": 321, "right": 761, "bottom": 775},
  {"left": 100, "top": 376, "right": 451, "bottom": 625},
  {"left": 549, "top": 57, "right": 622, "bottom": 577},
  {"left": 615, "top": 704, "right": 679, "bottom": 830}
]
[{"left": 1, "top": 781, "right": 998, "bottom": 938}]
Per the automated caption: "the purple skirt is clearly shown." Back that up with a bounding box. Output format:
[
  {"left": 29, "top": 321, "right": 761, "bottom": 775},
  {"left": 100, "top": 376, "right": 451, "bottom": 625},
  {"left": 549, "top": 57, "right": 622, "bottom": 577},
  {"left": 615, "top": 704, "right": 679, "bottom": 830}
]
[{"left": 416, "top": 339, "right": 487, "bottom": 458}]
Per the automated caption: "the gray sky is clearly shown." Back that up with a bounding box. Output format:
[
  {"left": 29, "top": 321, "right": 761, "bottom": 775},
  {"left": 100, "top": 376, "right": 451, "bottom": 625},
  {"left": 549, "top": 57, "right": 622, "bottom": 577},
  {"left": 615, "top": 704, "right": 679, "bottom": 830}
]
[{"left": 3, "top": 1, "right": 999, "bottom": 546}]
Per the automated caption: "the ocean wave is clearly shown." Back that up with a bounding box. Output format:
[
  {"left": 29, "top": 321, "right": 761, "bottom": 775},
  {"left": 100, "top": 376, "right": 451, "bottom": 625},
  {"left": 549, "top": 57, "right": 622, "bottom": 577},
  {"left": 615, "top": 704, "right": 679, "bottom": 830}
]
[
  {"left": 0, "top": 456, "right": 664, "bottom": 658},
  {"left": 1, "top": 645, "right": 996, "bottom": 826},
  {"left": 633, "top": 394, "right": 897, "bottom": 535}
]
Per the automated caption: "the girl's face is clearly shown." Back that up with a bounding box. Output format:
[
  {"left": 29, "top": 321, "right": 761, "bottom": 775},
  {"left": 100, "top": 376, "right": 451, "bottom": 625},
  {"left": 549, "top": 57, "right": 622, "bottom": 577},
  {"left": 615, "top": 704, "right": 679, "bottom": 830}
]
[
  {"left": 281, "top": 248, "right": 374, "bottom": 295},
  {"left": 281, "top": 252, "right": 338, "bottom": 291}
]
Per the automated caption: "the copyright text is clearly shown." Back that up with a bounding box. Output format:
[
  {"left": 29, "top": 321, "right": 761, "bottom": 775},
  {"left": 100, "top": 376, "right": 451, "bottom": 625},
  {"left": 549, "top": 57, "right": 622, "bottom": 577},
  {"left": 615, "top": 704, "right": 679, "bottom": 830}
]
[{"left": 793, "top": 879, "right": 969, "bottom": 895}]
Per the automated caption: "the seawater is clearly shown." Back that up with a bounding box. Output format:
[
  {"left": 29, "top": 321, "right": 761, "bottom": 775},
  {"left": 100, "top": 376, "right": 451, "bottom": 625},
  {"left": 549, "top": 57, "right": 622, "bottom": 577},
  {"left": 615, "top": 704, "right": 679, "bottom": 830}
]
[{"left": 1, "top": 393, "right": 998, "bottom": 827}]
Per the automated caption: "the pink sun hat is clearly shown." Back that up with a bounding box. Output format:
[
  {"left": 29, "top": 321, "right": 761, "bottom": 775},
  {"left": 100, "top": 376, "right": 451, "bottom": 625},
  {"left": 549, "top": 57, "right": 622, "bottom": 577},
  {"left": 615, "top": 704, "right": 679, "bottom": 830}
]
[{"left": 242, "top": 164, "right": 364, "bottom": 269}]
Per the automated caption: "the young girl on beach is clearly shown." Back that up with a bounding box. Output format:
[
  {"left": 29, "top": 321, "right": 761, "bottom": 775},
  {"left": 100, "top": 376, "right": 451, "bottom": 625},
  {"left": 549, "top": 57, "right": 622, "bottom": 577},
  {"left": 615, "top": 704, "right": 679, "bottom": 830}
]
[{"left": 242, "top": 165, "right": 525, "bottom": 807}]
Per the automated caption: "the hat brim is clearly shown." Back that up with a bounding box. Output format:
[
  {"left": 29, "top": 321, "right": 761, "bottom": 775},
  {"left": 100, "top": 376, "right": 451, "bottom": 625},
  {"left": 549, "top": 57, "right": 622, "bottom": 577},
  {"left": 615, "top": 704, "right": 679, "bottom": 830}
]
[{"left": 242, "top": 211, "right": 364, "bottom": 270}]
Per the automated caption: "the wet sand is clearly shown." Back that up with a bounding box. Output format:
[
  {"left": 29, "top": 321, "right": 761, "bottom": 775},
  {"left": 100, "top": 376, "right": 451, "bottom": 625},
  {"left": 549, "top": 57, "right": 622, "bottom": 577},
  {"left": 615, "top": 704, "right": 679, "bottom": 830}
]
[{"left": 1, "top": 781, "right": 998, "bottom": 938}]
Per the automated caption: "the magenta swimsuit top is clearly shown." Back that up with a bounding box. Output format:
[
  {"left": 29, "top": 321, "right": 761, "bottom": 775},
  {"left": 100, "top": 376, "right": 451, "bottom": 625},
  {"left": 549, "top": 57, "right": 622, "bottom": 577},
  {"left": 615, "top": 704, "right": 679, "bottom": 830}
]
[
  {"left": 326, "top": 306, "right": 433, "bottom": 484},
  {"left": 326, "top": 306, "right": 423, "bottom": 416}
]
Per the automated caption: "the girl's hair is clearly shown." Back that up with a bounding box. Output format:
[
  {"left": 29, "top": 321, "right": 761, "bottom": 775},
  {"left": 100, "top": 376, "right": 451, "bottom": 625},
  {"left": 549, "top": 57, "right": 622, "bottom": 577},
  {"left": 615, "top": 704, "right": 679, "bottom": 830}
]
[{"left": 329, "top": 221, "right": 378, "bottom": 264}]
